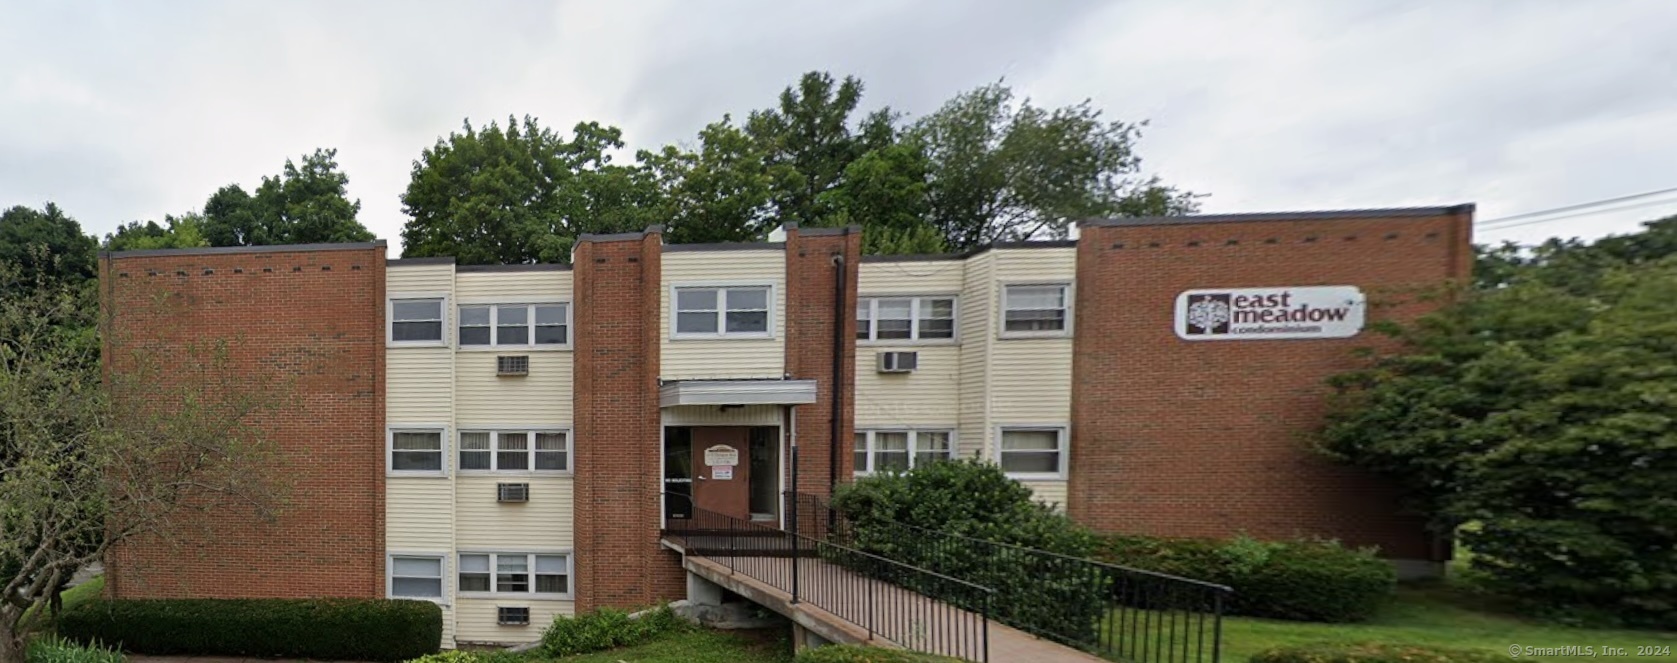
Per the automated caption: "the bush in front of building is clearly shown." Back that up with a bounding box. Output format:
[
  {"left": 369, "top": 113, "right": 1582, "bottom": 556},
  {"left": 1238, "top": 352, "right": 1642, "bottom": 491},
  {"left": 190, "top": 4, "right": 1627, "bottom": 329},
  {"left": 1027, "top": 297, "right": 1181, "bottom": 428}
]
[
  {"left": 1249, "top": 642, "right": 1505, "bottom": 663},
  {"left": 57, "top": 598, "right": 441, "bottom": 661},
  {"left": 538, "top": 605, "right": 686, "bottom": 657},
  {"left": 830, "top": 460, "right": 1107, "bottom": 647},
  {"left": 1098, "top": 534, "right": 1395, "bottom": 622},
  {"left": 24, "top": 637, "right": 125, "bottom": 663},
  {"left": 404, "top": 650, "right": 525, "bottom": 663},
  {"left": 793, "top": 644, "right": 964, "bottom": 662}
]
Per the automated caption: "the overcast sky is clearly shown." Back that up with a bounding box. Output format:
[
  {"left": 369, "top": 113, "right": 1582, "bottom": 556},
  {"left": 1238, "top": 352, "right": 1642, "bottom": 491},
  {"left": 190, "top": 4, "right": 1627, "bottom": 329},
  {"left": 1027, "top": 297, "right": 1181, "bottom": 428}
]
[{"left": 3, "top": 1, "right": 1674, "bottom": 255}]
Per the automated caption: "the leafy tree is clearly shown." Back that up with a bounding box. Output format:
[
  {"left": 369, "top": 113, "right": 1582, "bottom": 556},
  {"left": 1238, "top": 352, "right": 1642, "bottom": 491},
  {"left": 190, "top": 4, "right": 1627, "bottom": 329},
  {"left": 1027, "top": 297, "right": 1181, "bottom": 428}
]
[
  {"left": 201, "top": 148, "right": 373, "bottom": 247},
  {"left": 1320, "top": 219, "right": 1677, "bottom": 627},
  {"left": 104, "top": 213, "right": 210, "bottom": 251},
  {"left": 401, "top": 117, "right": 660, "bottom": 264},
  {"left": 0, "top": 269, "right": 289, "bottom": 663},
  {"left": 640, "top": 116, "right": 775, "bottom": 244},
  {"left": 745, "top": 72, "right": 896, "bottom": 228},
  {"left": 0, "top": 203, "right": 96, "bottom": 289},
  {"left": 910, "top": 82, "right": 1198, "bottom": 250}
]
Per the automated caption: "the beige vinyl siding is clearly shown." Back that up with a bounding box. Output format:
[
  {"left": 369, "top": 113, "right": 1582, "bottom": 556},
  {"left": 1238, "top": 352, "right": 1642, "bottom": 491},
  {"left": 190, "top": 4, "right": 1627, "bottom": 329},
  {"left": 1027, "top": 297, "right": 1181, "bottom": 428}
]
[
  {"left": 388, "top": 480, "right": 453, "bottom": 550},
  {"left": 455, "top": 477, "right": 574, "bottom": 550},
  {"left": 856, "top": 261, "right": 965, "bottom": 428},
  {"left": 662, "top": 404, "right": 782, "bottom": 427},
  {"left": 660, "top": 250, "right": 785, "bottom": 380},
  {"left": 454, "top": 270, "right": 571, "bottom": 304},
  {"left": 990, "top": 248, "right": 1074, "bottom": 424},
  {"left": 956, "top": 253, "right": 996, "bottom": 461},
  {"left": 388, "top": 351, "right": 453, "bottom": 422},
  {"left": 454, "top": 598, "right": 572, "bottom": 645},
  {"left": 1022, "top": 481, "right": 1069, "bottom": 510},
  {"left": 389, "top": 263, "right": 454, "bottom": 293},
  {"left": 455, "top": 353, "right": 573, "bottom": 426}
]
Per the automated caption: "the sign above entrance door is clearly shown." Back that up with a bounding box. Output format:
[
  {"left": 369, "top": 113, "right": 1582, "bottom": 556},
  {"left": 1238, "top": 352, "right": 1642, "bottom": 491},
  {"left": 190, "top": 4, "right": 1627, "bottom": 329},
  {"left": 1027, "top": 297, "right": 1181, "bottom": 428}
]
[
  {"left": 1174, "top": 286, "right": 1365, "bottom": 341},
  {"left": 704, "top": 445, "right": 740, "bottom": 467}
]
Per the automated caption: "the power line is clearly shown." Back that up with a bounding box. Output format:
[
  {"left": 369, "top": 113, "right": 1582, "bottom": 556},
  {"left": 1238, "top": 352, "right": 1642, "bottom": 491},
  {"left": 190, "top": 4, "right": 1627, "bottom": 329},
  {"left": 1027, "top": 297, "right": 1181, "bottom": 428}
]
[
  {"left": 1477, "top": 186, "right": 1677, "bottom": 227},
  {"left": 1477, "top": 196, "right": 1677, "bottom": 233}
]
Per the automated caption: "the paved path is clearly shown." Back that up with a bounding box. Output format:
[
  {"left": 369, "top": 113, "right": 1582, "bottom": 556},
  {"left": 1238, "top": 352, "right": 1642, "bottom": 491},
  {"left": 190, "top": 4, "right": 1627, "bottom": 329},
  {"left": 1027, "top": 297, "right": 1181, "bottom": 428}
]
[{"left": 678, "top": 547, "right": 1107, "bottom": 662}]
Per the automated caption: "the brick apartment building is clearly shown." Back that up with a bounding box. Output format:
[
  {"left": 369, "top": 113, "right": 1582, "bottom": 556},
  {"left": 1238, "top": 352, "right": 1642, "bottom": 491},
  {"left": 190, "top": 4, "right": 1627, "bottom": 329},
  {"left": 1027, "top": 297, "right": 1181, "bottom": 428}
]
[{"left": 99, "top": 205, "right": 1474, "bottom": 646}]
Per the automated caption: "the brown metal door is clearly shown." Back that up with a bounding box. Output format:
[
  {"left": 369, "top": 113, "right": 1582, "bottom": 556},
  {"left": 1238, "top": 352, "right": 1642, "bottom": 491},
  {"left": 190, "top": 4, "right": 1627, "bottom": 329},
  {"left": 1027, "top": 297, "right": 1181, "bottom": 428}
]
[{"left": 692, "top": 427, "right": 752, "bottom": 520}]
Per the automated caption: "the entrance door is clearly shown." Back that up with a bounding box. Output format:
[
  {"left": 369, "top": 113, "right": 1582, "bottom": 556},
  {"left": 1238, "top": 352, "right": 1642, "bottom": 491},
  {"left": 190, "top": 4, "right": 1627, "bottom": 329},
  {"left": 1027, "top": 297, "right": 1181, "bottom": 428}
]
[{"left": 692, "top": 427, "right": 752, "bottom": 521}]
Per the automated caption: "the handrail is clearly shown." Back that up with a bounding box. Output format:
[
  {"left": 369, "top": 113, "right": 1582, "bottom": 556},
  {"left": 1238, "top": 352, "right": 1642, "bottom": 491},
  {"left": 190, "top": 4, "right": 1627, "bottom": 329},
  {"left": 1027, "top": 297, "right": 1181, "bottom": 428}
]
[{"left": 661, "top": 491, "right": 993, "bottom": 662}]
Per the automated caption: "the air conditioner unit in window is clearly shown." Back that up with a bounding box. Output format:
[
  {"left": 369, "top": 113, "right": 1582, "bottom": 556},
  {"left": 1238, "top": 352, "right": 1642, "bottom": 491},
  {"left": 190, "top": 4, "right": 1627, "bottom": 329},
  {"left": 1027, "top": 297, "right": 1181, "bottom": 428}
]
[
  {"left": 497, "top": 606, "right": 531, "bottom": 626},
  {"left": 876, "top": 351, "right": 918, "bottom": 373},
  {"left": 497, "top": 355, "right": 529, "bottom": 376},
  {"left": 497, "top": 483, "right": 530, "bottom": 503}
]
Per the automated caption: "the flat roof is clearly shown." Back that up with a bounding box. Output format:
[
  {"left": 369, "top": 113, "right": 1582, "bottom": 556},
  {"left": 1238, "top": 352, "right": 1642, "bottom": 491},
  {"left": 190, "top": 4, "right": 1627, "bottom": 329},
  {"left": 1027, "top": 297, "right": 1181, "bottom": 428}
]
[
  {"left": 1080, "top": 204, "right": 1475, "bottom": 228},
  {"left": 101, "top": 240, "right": 386, "bottom": 259}
]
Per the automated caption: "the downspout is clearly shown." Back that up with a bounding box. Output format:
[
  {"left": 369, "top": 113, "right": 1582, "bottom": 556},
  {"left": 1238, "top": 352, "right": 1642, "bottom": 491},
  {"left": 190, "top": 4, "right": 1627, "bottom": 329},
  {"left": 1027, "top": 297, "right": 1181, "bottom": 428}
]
[{"left": 829, "top": 251, "right": 846, "bottom": 494}]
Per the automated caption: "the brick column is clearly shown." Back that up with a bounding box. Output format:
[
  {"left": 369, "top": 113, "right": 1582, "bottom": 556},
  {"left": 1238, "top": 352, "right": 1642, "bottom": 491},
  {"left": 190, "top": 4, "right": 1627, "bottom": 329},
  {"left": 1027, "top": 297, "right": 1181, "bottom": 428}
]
[
  {"left": 782, "top": 225, "right": 861, "bottom": 496},
  {"left": 572, "top": 229, "right": 684, "bottom": 610}
]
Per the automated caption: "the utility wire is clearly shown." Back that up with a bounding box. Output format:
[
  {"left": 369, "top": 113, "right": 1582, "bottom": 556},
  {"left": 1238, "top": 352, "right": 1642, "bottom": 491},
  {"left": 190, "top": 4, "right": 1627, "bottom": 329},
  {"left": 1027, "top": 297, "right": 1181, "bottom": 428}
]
[
  {"left": 1476, "top": 196, "right": 1677, "bottom": 233},
  {"left": 1477, "top": 186, "right": 1677, "bottom": 227}
]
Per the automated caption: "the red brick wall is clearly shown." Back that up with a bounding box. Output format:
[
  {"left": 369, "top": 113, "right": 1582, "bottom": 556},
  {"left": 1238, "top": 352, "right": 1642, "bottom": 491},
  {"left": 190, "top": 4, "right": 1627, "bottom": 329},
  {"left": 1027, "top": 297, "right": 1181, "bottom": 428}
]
[
  {"left": 99, "top": 245, "right": 386, "bottom": 598},
  {"left": 572, "top": 231, "right": 685, "bottom": 611},
  {"left": 783, "top": 227, "right": 861, "bottom": 495},
  {"left": 1068, "top": 209, "right": 1473, "bottom": 560}
]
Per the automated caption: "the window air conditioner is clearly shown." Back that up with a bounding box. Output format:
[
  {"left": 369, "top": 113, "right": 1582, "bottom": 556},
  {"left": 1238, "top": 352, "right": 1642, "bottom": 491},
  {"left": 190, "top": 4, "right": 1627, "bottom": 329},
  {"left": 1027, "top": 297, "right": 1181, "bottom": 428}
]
[
  {"left": 497, "top": 355, "right": 529, "bottom": 376},
  {"left": 497, "top": 483, "right": 530, "bottom": 503},
  {"left": 876, "top": 351, "right": 918, "bottom": 373}
]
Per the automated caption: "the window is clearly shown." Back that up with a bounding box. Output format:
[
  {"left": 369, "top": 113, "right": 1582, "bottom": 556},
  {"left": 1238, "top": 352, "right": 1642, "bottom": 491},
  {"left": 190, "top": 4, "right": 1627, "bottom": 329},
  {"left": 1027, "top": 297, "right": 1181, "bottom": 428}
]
[
  {"left": 391, "top": 298, "right": 444, "bottom": 343},
  {"left": 1002, "top": 285, "right": 1070, "bottom": 335},
  {"left": 459, "top": 430, "right": 570, "bottom": 472},
  {"left": 857, "top": 297, "right": 956, "bottom": 342},
  {"left": 460, "top": 304, "right": 569, "bottom": 348},
  {"left": 389, "top": 555, "right": 444, "bottom": 600},
  {"left": 458, "top": 553, "right": 570, "bottom": 597},
  {"left": 999, "top": 427, "right": 1067, "bottom": 478},
  {"left": 390, "top": 430, "right": 444, "bottom": 473},
  {"left": 673, "top": 287, "right": 772, "bottom": 337},
  {"left": 854, "top": 430, "right": 955, "bottom": 475}
]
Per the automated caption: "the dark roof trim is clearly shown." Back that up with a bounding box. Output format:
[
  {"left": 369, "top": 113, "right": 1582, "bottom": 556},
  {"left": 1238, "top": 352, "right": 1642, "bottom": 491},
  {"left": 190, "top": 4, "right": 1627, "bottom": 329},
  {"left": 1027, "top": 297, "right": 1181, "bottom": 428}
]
[
  {"left": 799, "top": 225, "right": 862, "bottom": 236},
  {"left": 102, "top": 240, "right": 386, "bottom": 259},
  {"left": 387, "top": 256, "right": 455, "bottom": 266},
  {"left": 578, "top": 231, "right": 646, "bottom": 242},
  {"left": 1081, "top": 204, "right": 1476, "bottom": 228},
  {"left": 456, "top": 263, "right": 572, "bottom": 273},
  {"left": 663, "top": 242, "right": 784, "bottom": 253},
  {"left": 859, "top": 239, "right": 1078, "bottom": 263}
]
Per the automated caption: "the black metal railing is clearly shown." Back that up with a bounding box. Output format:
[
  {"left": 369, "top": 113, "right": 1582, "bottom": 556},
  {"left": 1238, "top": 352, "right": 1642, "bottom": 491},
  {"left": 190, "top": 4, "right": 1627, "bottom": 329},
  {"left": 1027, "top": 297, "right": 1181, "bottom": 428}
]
[
  {"left": 661, "top": 492, "right": 993, "bottom": 662},
  {"left": 786, "top": 492, "right": 1231, "bottom": 663}
]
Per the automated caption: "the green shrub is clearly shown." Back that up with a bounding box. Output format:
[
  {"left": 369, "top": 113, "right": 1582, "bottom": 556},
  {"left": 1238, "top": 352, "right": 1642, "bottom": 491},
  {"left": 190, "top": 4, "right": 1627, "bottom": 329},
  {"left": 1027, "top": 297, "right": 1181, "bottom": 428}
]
[
  {"left": 404, "top": 650, "right": 526, "bottom": 663},
  {"left": 1100, "top": 535, "right": 1395, "bottom": 622},
  {"left": 57, "top": 598, "right": 441, "bottom": 661},
  {"left": 1249, "top": 642, "right": 1506, "bottom": 663},
  {"left": 539, "top": 605, "right": 686, "bottom": 656},
  {"left": 25, "top": 637, "right": 125, "bottom": 663},
  {"left": 793, "top": 644, "right": 961, "bottom": 662},
  {"left": 831, "top": 460, "right": 1107, "bottom": 645}
]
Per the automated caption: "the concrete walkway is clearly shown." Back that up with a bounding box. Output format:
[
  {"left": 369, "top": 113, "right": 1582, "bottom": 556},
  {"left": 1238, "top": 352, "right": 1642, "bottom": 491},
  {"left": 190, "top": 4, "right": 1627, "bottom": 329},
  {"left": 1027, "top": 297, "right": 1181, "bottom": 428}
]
[{"left": 676, "top": 548, "right": 1107, "bottom": 662}]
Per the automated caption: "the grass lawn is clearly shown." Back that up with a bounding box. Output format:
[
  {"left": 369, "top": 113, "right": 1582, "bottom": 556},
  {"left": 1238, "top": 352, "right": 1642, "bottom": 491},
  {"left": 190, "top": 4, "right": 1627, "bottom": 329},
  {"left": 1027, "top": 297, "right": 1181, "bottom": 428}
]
[
  {"left": 20, "top": 574, "right": 104, "bottom": 632},
  {"left": 551, "top": 627, "right": 792, "bottom": 663},
  {"left": 1218, "top": 585, "right": 1677, "bottom": 662}
]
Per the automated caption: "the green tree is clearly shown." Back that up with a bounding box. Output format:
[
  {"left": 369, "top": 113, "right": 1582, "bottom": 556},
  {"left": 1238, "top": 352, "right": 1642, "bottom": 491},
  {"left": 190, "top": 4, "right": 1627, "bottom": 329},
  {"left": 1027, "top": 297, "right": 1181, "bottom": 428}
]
[
  {"left": 911, "top": 82, "right": 1198, "bottom": 250},
  {"left": 401, "top": 117, "right": 661, "bottom": 264},
  {"left": 0, "top": 203, "right": 96, "bottom": 289},
  {"left": 1320, "top": 219, "right": 1677, "bottom": 627},
  {"left": 201, "top": 148, "right": 373, "bottom": 247},
  {"left": 640, "top": 116, "right": 776, "bottom": 244},
  {"left": 745, "top": 72, "right": 896, "bottom": 228},
  {"left": 104, "top": 213, "right": 210, "bottom": 251}
]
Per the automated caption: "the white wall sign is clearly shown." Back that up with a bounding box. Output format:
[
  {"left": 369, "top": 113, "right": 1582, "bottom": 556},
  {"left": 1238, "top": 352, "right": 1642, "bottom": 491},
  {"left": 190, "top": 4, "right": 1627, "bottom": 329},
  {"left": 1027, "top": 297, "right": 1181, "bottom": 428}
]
[
  {"left": 703, "top": 445, "right": 739, "bottom": 467},
  {"left": 713, "top": 466, "right": 734, "bottom": 480},
  {"left": 1175, "top": 286, "right": 1365, "bottom": 341}
]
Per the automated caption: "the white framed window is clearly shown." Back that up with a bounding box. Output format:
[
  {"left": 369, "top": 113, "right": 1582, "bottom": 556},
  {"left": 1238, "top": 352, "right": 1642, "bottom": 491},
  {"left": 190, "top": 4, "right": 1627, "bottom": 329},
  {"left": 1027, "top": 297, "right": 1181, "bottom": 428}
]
[
  {"left": 458, "top": 552, "right": 571, "bottom": 598},
  {"left": 458, "top": 429, "right": 570, "bottom": 473},
  {"left": 998, "top": 426, "right": 1068, "bottom": 479},
  {"left": 1001, "top": 284, "right": 1071, "bottom": 337},
  {"left": 388, "top": 554, "right": 445, "bottom": 601},
  {"left": 388, "top": 428, "right": 446, "bottom": 475},
  {"left": 390, "top": 297, "right": 446, "bottom": 344},
  {"left": 857, "top": 296, "right": 957, "bottom": 343},
  {"left": 459, "top": 304, "right": 570, "bottom": 348},
  {"left": 853, "top": 429, "right": 955, "bottom": 475},
  {"left": 672, "top": 286, "right": 773, "bottom": 338}
]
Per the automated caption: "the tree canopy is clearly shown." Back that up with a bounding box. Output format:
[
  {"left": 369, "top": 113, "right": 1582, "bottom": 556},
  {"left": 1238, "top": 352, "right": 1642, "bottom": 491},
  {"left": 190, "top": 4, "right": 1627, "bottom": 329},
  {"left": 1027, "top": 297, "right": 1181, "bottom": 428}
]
[
  {"left": 1319, "top": 217, "right": 1677, "bottom": 627},
  {"left": 201, "top": 148, "right": 373, "bottom": 247},
  {"left": 0, "top": 203, "right": 97, "bottom": 289},
  {"left": 104, "top": 213, "right": 210, "bottom": 252}
]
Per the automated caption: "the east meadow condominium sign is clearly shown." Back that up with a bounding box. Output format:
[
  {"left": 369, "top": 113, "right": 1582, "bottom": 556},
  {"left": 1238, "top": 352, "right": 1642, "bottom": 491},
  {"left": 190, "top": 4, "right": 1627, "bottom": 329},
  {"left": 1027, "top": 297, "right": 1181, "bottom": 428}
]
[{"left": 1175, "top": 286, "right": 1366, "bottom": 341}]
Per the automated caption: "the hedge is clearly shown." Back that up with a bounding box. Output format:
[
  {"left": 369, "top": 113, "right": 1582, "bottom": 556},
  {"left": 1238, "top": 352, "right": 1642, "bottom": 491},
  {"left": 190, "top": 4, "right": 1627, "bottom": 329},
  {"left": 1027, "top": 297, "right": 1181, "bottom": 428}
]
[
  {"left": 1099, "top": 535, "right": 1395, "bottom": 622},
  {"left": 1250, "top": 642, "right": 1506, "bottom": 663},
  {"left": 540, "top": 606, "right": 687, "bottom": 657},
  {"left": 58, "top": 598, "right": 442, "bottom": 661}
]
